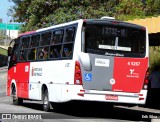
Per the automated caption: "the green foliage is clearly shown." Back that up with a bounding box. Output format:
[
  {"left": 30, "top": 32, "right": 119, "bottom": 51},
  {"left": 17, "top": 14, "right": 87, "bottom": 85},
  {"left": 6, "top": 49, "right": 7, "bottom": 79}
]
[
  {"left": 9, "top": 0, "right": 160, "bottom": 32},
  {"left": 144, "top": 0, "right": 160, "bottom": 16},
  {"left": 10, "top": 0, "right": 119, "bottom": 32},
  {"left": 114, "top": 0, "right": 145, "bottom": 20},
  {"left": 149, "top": 46, "right": 160, "bottom": 71}
]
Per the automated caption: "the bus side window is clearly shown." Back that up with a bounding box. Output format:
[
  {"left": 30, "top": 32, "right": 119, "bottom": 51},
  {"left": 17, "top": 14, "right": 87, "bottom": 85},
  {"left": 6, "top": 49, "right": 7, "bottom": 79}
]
[
  {"left": 12, "top": 53, "right": 17, "bottom": 61},
  {"left": 62, "top": 44, "right": 73, "bottom": 58},
  {"left": 19, "top": 50, "right": 27, "bottom": 61},
  {"left": 41, "top": 32, "right": 51, "bottom": 46},
  {"left": 50, "top": 49, "right": 59, "bottom": 58},
  {"left": 28, "top": 48, "right": 36, "bottom": 60},
  {"left": 50, "top": 45, "right": 61, "bottom": 59},
  {"left": 22, "top": 37, "right": 30, "bottom": 49},
  {"left": 10, "top": 43, "right": 19, "bottom": 65},
  {"left": 31, "top": 35, "right": 39, "bottom": 47},
  {"left": 64, "top": 28, "right": 75, "bottom": 43},
  {"left": 51, "top": 36, "right": 58, "bottom": 45},
  {"left": 53, "top": 30, "right": 64, "bottom": 44},
  {"left": 38, "top": 47, "right": 49, "bottom": 60},
  {"left": 50, "top": 49, "right": 56, "bottom": 58}
]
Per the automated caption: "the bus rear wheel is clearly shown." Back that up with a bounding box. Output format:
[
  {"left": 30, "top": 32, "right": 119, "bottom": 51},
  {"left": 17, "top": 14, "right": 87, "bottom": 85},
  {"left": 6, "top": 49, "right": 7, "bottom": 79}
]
[
  {"left": 43, "top": 90, "right": 51, "bottom": 112},
  {"left": 12, "top": 84, "right": 23, "bottom": 105}
]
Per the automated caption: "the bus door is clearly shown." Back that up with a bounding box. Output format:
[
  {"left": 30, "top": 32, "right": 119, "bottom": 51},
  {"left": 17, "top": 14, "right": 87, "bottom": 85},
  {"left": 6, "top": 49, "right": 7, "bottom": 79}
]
[
  {"left": 80, "top": 22, "right": 148, "bottom": 93},
  {"left": 8, "top": 40, "right": 29, "bottom": 98},
  {"left": 7, "top": 41, "right": 19, "bottom": 92},
  {"left": 16, "top": 62, "right": 30, "bottom": 98}
]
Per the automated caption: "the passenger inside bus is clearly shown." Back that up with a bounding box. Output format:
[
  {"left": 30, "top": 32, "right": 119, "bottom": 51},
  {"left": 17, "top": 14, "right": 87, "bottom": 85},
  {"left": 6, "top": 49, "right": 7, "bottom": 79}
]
[
  {"left": 38, "top": 47, "right": 48, "bottom": 59},
  {"left": 50, "top": 48, "right": 61, "bottom": 58},
  {"left": 63, "top": 47, "right": 72, "bottom": 57}
]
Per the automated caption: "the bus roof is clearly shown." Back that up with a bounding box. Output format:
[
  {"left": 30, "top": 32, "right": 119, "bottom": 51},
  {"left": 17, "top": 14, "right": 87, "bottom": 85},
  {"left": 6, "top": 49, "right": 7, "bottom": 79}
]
[
  {"left": 19, "top": 18, "right": 146, "bottom": 37},
  {"left": 19, "top": 30, "right": 36, "bottom": 37},
  {"left": 37, "top": 18, "right": 145, "bottom": 32},
  {"left": 36, "top": 19, "right": 83, "bottom": 32}
]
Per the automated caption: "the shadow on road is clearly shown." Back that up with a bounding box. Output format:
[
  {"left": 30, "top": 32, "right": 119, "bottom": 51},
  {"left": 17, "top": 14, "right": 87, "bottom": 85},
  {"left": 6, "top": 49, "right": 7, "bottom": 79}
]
[{"left": 22, "top": 101, "right": 160, "bottom": 121}]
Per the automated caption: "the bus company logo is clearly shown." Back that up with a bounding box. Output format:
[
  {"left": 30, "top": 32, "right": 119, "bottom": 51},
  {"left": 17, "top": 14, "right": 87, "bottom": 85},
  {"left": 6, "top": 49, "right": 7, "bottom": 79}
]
[
  {"left": 31, "top": 67, "right": 42, "bottom": 76},
  {"left": 127, "top": 69, "right": 139, "bottom": 78},
  {"left": 32, "top": 67, "right": 34, "bottom": 76},
  {"left": 130, "top": 69, "right": 135, "bottom": 74}
]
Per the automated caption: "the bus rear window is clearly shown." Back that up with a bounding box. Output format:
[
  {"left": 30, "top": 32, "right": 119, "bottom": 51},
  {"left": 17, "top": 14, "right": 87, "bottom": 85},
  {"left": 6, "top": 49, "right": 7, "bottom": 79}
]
[{"left": 84, "top": 24, "right": 146, "bottom": 58}]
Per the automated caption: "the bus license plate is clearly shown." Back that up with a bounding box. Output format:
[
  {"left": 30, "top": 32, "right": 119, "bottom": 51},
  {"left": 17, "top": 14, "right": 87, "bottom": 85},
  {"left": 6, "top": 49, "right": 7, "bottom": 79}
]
[{"left": 105, "top": 95, "right": 118, "bottom": 101}]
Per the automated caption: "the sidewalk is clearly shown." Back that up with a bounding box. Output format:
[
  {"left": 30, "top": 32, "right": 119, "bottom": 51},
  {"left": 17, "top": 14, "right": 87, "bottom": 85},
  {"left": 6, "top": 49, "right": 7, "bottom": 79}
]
[{"left": 0, "top": 66, "right": 8, "bottom": 71}]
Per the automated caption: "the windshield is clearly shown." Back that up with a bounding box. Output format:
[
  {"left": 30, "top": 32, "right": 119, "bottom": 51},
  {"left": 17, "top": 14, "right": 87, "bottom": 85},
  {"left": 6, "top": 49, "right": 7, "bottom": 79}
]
[{"left": 84, "top": 24, "right": 146, "bottom": 58}]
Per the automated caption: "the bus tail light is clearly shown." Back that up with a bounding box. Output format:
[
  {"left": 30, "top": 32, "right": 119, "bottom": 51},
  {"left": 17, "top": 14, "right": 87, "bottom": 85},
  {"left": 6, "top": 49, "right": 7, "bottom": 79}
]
[
  {"left": 143, "top": 69, "right": 149, "bottom": 90},
  {"left": 74, "top": 61, "right": 82, "bottom": 85}
]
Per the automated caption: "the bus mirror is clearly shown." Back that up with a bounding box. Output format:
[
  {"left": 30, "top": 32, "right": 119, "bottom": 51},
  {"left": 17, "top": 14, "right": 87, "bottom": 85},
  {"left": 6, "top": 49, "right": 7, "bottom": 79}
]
[{"left": 8, "top": 47, "right": 12, "bottom": 56}]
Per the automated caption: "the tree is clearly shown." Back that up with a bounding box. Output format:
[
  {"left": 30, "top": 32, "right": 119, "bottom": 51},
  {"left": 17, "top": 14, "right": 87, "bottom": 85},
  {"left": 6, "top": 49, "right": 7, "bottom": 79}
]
[
  {"left": 144, "top": 0, "right": 160, "bottom": 16},
  {"left": 9, "top": 0, "right": 120, "bottom": 32},
  {"left": 113, "top": 0, "right": 145, "bottom": 20},
  {"left": 9, "top": 0, "right": 160, "bottom": 32}
]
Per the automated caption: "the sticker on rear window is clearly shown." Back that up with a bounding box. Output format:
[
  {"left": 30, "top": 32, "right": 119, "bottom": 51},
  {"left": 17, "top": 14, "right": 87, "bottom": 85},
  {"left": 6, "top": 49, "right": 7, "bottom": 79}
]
[
  {"left": 95, "top": 58, "right": 109, "bottom": 67},
  {"left": 99, "top": 45, "right": 131, "bottom": 51},
  {"left": 84, "top": 73, "right": 92, "bottom": 81}
]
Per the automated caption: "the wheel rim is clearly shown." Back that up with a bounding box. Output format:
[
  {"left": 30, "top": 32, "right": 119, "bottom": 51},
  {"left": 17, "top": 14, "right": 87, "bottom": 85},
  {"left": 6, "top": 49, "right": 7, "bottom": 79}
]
[
  {"left": 12, "top": 86, "right": 17, "bottom": 102},
  {"left": 44, "top": 96, "right": 48, "bottom": 104},
  {"left": 43, "top": 94, "right": 49, "bottom": 109}
]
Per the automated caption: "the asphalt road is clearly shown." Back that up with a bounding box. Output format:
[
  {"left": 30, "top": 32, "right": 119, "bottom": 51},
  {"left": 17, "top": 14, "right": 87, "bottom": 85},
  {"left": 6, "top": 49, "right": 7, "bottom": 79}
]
[
  {"left": 0, "top": 67, "right": 7, "bottom": 97},
  {"left": 0, "top": 67, "right": 160, "bottom": 122}
]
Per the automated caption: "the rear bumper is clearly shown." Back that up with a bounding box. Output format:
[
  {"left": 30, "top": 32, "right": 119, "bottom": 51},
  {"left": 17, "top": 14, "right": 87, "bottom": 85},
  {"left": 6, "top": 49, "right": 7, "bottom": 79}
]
[{"left": 60, "top": 85, "right": 147, "bottom": 105}]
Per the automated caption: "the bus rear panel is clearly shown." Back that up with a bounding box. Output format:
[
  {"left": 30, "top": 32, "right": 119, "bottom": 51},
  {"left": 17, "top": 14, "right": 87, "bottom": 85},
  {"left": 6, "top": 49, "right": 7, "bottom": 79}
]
[{"left": 74, "top": 19, "right": 149, "bottom": 104}]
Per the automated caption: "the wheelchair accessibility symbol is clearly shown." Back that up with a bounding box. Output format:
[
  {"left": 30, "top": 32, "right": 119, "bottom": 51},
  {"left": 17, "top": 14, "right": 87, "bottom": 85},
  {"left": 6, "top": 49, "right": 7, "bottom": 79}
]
[{"left": 84, "top": 73, "right": 92, "bottom": 81}]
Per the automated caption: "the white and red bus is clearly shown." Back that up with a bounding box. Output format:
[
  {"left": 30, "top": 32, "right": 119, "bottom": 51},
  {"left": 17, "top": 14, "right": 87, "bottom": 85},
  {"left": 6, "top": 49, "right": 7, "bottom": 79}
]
[{"left": 7, "top": 17, "right": 149, "bottom": 111}]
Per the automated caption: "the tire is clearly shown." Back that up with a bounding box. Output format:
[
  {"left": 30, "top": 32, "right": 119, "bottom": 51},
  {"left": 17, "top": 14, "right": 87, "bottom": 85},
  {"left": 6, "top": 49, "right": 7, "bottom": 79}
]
[
  {"left": 43, "top": 90, "right": 51, "bottom": 112},
  {"left": 12, "top": 84, "right": 23, "bottom": 105}
]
